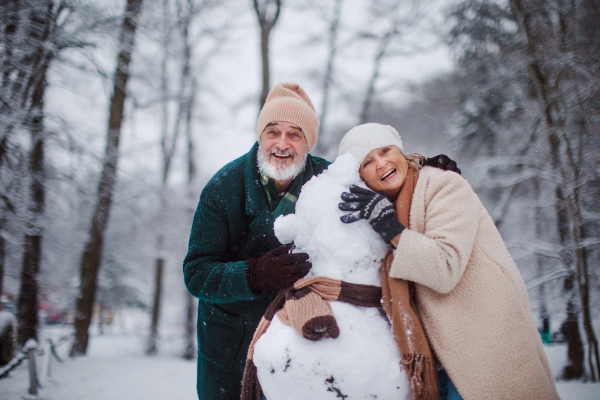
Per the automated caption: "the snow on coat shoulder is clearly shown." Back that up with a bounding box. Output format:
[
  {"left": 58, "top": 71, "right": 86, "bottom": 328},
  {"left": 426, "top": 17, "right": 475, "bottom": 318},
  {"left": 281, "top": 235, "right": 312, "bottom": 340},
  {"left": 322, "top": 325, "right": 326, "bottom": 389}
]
[{"left": 254, "top": 154, "right": 411, "bottom": 400}]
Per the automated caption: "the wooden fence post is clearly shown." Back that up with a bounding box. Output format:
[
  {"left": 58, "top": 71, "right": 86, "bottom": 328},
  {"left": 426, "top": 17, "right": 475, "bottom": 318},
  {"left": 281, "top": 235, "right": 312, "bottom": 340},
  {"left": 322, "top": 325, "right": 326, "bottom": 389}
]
[{"left": 23, "top": 339, "right": 38, "bottom": 395}]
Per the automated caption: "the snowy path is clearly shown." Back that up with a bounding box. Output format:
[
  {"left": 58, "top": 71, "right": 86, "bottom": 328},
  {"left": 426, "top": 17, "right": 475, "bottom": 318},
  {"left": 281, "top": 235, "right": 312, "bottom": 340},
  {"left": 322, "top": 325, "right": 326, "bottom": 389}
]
[
  {"left": 0, "top": 324, "right": 599, "bottom": 399},
  {"left": 0, "top": 355, "right": 197, "bottom": 400},
  {"left": 0, "top": 320, "right": 197, "bottom": 400}
]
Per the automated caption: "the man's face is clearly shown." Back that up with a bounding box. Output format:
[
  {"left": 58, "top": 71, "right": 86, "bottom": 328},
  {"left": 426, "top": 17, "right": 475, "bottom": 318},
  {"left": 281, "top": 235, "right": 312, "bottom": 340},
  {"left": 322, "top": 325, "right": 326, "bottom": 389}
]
[{"left": 257, "top": 121, "right": 308, "bottom": 181}]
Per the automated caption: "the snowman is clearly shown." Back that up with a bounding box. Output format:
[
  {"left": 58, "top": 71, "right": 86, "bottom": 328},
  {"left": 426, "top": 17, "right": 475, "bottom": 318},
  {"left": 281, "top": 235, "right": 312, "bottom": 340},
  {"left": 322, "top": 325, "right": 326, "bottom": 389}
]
[{"left": 248, "top": 154, "right": 412, "bottom": 400}]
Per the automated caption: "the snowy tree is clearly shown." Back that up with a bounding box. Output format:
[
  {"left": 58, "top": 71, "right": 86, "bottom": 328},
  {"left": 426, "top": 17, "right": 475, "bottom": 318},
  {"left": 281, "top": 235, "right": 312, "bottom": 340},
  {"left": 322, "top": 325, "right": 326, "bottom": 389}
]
[
  {"left": 71, "top": 0, "right": 145, "bottom": 356},
  {"left": 0, "top": 0, "right": 104, "bottom": 346},
  {"left": 312, "top": 0, "right": 344, "bottom": 156},
  {"left": 509, "top": 0, "right": 600, "bottom": 379},
  {"left": 446, "top": 0, "right": 600, "bottom": 380},
  {"left": 135, "top": 0, "right": 230, "bottom": 356},
  {"left": 358, "top": 0, "right": 430, "bottom": 125},
  {"left": 302, "top": 0, "right": 443, "bottom": 159}
]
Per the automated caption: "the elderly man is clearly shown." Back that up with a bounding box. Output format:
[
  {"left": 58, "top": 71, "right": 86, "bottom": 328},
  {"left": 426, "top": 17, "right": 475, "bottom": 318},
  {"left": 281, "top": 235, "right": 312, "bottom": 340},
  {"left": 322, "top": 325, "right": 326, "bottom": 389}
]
[{"left": 183, "top": 83, "right": 459, "bottom": 399}]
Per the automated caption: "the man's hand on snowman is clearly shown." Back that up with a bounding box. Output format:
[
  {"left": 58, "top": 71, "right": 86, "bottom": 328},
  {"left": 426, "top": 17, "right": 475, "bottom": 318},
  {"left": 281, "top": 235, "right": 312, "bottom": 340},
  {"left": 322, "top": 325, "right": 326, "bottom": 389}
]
[
  {"left": 338, "top": 185, "right": 405, "bottom": 244},
  {"left": 247, "top": 243, "right": 312, "bottom": 292}
]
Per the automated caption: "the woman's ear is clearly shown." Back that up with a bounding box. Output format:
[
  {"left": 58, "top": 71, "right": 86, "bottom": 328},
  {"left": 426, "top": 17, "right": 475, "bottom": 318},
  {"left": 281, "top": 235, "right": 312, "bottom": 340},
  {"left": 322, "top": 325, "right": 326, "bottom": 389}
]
[{"left": 358, "top": 165, "right": 365, "bottom": 181}]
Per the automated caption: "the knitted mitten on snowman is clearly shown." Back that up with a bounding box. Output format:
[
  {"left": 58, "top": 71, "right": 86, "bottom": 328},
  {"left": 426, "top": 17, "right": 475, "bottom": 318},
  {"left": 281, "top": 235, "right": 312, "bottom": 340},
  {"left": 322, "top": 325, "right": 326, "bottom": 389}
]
[{"left": 277, "top": 288, "right": 340, "bottom": 341}]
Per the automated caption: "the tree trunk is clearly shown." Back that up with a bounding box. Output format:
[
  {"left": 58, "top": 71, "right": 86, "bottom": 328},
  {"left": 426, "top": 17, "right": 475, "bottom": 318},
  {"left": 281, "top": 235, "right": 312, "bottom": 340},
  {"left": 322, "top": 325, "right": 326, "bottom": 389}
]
[
  {"left": 146, "top": 0, "right": 198, "bottom": 353},
  {"left": 16, "top": 1, "right": 53, "bottom": 347},
  {"left": 146, "top": 258, "right": 163, "bottom": 355},
  {"left": 146, "top": 0, "right": 171, "bottom": 356},
  {"left": 360, "top": 28, "right": 396, "bottom": 124},
  {"left": 183, "top": 74, "right": 197, "bottom": 359},
  {"left": 17, "top": 237, "right": 41, "bottom": 346},
  {"left": 253, "top": 0, "right": 281, "bottom": 109},
  {"left": 183, "top": 110, "right": 197, "bottom": 359},
  {"left": 0, "top": 0, "right": 19, "bottom": 165},
  {"left": 573, "top": 214, "right": 600, "bottom": 380},
  {"left": 0, "top": 234, "right": 4, "bottom": 297},
  {"left": 561, "top": 276, "right": 585, "bottom": 379},
  {"left": 181, "top": 8, "right": 197, "bottom": 359},
  {"left": 71, "top": 0, "right": 144, "bottom": 356},
  {"left": 570, "top": 96, "right": 600, "bottom": 380},
  {"left": 534, "top": 179, "right": 550, "bottom": 344},
  {"left": 315, "top": 0, "right": 343, "bottom": 155},
  {"left": 185, "top": 78, "right": 197, "bottom": 188},
  {"left": 182, "top": 291, "right": 195, "bottom": 360},
  {"left": 17, "top": 69, "right": 47, "bottom": 346},
  {"left": 555, "top": 187, "right": 585, "bottom": 379},
  {"left": 259, "top": 27, "right": 270, "bottom": 109},
  {"left": 147, "top": 185, "right": 166, "bottom": 356}
]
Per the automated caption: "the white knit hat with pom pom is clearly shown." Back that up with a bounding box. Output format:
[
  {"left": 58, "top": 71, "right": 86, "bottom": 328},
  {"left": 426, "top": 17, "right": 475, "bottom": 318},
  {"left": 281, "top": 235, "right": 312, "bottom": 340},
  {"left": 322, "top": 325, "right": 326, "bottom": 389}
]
[{"left": 338, "top": 123, "right": 404, "bottom": 163}]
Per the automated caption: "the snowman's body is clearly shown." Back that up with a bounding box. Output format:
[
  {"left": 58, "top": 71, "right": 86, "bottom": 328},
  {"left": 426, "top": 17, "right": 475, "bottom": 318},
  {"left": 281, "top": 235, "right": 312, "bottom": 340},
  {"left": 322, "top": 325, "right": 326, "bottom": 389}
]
[{"left": 253, "top": 154, "right": 412, "bottom": 400}]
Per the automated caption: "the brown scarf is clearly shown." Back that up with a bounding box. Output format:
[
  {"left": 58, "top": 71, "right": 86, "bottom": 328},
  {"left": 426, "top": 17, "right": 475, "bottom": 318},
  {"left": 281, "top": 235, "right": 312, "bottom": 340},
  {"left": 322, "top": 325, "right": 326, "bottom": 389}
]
[{"left": 381, "top": 167, "right": 439, "bottom": 400}]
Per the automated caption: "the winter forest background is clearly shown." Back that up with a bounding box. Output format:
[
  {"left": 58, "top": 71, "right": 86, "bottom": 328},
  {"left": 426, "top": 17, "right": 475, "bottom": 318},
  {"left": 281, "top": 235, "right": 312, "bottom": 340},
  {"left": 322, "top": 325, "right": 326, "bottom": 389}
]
[{"left": 0, "top": 0, "right": 599, "bottom": 398}]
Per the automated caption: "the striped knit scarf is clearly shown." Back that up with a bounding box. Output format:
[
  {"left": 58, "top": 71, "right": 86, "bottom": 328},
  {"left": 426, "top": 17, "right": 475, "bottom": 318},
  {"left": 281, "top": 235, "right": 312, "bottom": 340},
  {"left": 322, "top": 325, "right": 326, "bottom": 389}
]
[
  {"left": 241, "top": 276, "right": 383, "bottom": 400},
  {"left": 259, "top": 171, "right": 303, "bottom": 217}
]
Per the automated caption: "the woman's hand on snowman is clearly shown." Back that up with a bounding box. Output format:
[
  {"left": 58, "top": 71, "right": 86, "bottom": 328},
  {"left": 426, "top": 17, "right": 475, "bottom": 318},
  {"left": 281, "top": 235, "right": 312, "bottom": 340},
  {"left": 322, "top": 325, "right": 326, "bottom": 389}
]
[
  {"left": 423, "top": 154, "right": 461, "bottom": 175},
  {"left": 247, "top": 244, "right": 312, "bottom": 292},
  {"left": 338, "top": 185, "right": 405, "bottom": 244}
]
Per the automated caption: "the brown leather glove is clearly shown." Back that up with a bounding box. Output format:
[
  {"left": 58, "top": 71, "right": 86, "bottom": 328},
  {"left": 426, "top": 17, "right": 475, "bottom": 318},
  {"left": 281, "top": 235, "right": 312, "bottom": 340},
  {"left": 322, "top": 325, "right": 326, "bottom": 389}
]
[
  {"left": 423, "top": 154, "right": 461, "bottom": 175},
  {"left": 247, "top": 244, "right": 312, "bottom": 292}
]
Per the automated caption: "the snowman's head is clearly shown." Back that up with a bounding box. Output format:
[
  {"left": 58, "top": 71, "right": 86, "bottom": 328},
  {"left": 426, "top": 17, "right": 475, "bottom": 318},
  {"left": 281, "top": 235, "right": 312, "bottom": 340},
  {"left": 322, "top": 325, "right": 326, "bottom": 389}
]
[{"left": 274, "top": 154, "right": 388, "bottom": 286}]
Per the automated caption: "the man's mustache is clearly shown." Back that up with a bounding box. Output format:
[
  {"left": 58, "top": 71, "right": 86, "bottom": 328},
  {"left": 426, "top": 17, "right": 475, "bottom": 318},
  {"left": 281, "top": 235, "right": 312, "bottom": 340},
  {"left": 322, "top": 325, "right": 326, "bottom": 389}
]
[{"left": 269, "top": 147, "right": 296, "bottom": 159}]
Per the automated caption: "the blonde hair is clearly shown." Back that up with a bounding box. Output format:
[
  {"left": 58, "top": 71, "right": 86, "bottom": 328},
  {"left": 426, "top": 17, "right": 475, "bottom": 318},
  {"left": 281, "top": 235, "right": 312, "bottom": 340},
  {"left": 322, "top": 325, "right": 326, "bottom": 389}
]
[{"left": 403, "top": 152, "right": 425, "bottom": 172}]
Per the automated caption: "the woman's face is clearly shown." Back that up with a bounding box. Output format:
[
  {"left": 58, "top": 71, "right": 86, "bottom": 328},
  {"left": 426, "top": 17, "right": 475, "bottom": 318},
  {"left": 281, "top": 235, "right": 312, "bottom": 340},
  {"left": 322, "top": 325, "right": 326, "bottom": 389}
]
[{"left": 359, "top": 146, "right": 409, "bottom": 202}]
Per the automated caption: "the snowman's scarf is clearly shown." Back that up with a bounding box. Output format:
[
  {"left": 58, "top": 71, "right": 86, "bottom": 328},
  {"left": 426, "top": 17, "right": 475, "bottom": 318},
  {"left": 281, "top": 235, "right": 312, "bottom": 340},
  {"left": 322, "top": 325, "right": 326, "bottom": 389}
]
[
  {"left": 241, "top": 276, "right": 383, "bottom": 400},
  {"left": 381, "top": 167, "right": 439, "bottom": 400}
]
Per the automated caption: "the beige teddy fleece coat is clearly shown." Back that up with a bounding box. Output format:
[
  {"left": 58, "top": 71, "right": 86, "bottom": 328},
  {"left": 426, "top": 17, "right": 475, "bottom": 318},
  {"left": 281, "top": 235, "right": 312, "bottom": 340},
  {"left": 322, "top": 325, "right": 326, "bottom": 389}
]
[{"left": 390, "top": 166, "right": 559, "bottom": 400}]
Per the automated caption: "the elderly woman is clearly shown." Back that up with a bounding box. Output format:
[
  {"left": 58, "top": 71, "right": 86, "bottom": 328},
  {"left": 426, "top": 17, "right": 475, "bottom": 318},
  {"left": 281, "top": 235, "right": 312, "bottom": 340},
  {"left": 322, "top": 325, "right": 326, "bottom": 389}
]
[{"left": 338, "top": 123, "right": 559, "bottom": 400}]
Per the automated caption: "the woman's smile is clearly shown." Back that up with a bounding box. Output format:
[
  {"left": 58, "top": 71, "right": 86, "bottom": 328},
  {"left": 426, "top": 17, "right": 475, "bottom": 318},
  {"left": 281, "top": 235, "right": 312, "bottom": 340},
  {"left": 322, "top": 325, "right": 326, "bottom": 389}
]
[{"left": 380, "top": 168, "right": 396, "bottom": 181}]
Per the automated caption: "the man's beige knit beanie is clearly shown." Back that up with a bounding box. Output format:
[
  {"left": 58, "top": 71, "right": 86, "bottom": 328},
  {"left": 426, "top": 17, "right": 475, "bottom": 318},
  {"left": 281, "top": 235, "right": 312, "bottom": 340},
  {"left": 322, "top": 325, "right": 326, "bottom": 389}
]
[
  {"left": 256, "top": 83, "right": 320, "bottom": 151},
  {"left": 338, "top": 123, "right": 404, "bottom": 163}
]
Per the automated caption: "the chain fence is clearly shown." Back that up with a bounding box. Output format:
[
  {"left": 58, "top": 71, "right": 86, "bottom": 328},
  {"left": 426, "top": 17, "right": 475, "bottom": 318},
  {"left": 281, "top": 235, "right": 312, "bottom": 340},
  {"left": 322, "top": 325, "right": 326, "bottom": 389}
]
[
  {"left": 0, "top": 336, "right": 70, "bottom": 381},
  {"left": 0, "top": 350, "right": 28, "bottom": 380}
]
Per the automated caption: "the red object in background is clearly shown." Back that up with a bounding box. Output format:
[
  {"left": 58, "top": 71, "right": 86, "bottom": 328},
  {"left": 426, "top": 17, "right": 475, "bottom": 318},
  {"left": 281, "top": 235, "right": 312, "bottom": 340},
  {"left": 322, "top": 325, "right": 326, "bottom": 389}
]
[{"left": 39, "top": 299, "right": 50, "bottom": 313}]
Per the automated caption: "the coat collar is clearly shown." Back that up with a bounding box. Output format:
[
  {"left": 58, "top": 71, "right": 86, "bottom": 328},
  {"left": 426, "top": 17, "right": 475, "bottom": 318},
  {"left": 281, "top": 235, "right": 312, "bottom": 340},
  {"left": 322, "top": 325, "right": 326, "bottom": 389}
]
[{"left": 245, "top": 142, "right": 268, "bottom": 217}]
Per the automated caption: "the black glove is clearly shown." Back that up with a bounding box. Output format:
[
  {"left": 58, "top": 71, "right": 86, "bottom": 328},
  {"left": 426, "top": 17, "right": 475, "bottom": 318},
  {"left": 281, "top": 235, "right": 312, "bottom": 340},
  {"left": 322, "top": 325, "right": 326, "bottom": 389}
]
[
  {"left": 423, "top": 154, "right": 461, "bottom": 175},
  {"left": 247, "top": 244, "right": 311, "bottom": 292},
  {"left": 338, "top": 185, "right": 405, "bottom": 243}
]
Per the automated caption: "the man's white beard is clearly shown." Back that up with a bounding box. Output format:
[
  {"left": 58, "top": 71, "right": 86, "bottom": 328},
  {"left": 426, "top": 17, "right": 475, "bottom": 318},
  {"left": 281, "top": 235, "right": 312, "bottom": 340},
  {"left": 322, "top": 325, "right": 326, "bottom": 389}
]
[{"left": 257, "top": 143, "right": 307, "bottom": 181}]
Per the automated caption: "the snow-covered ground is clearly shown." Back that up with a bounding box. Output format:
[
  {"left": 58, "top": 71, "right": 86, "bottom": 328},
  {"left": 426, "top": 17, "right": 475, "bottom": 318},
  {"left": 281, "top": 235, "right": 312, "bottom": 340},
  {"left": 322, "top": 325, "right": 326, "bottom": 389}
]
[
  {"left": 542, "top": 344, "right": 600, "bottom": 400},
  {"left": 0, "top": 310, "right": 197, "bottom": 400},
  {"left": 0, "top": 313, "right": 599, "bottom": 400}
]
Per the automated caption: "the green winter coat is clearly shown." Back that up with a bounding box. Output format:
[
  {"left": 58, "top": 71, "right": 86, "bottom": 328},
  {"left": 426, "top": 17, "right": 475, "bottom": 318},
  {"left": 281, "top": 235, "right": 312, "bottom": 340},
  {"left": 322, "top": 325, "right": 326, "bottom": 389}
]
[{"left": 183, "top": 142, "right": 330, "bottom": 400}]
